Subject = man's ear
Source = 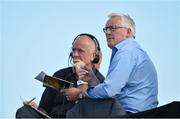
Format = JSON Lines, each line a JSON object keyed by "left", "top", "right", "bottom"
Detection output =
{"left": 92, "top": 52, "right": 96, "bottom": 61}
{"left": 126, "top": 28, "right": 133, "bottom": 38}
{"left": 127, "top": 28, "right": 132, "bottom": 34}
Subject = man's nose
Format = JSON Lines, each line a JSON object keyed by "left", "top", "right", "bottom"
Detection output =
{"left": 72, "top": 51, "right": 79, "bottom": 57}
{"left": 106, "top": 28, "right": 112, "bottom": 34}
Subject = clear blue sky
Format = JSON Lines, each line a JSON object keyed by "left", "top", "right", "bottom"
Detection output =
{"left": 0, "top": 0, "right": 180, "bottom": 117}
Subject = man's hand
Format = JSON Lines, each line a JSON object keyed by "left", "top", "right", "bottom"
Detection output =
{"left": 74, "top": 61, "right": 92, "bottom": 81}
{"left": 61, "top": 87, "right": 81, "bottom": 101}
{"left": 76, "top": 66, "right": 100, "bottom": 86}
{"left": 23, "top": 98, "right": 38, "bottom": 109}
{"left": 73, "top": 60, "right": 92, "bottom": 82}
{"left": 74, "top": 60, "right": 100, "bottom": 86}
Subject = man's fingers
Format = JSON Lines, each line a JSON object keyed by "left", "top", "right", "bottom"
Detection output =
{"left": 77, "top": 69, "right": 88, "bottom": 79}
{"left": 60, "top": 89, "right": 68, "bottom": 95}
{"left": 60, "top": 89, "right": 65, "bottom": 93}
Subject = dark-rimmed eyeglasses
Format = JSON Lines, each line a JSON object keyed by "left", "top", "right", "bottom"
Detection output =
{"left": 103, "top": 26, "right": 127, "bottom": 33}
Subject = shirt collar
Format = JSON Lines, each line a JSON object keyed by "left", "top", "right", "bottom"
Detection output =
{"left": 113, "top": 37, "right": 134, "bottom": 50}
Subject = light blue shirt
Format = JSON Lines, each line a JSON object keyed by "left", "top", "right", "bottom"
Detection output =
{"left": 86, "top": 37, "right": 158, "bottom": 113}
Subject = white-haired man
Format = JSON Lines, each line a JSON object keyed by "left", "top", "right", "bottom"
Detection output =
{"left": 69, "top": 13, "right": 158, "bottom": 114}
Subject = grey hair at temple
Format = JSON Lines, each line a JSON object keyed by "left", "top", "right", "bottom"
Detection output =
{"left": 108, "top": 13, "right": 136, "bottom": 38}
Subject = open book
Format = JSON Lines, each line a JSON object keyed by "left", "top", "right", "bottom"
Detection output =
{"left": 30, "top": 105, "right": 51, "bottom": 118}
{"left": 35, "top": 71, "right": 74, "bottom": 91}
{"left": 21, "top": 104, "right": 51, "bottom": 118}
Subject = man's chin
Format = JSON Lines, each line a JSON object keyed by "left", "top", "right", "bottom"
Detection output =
{"left": 107, "top": 43, "right": 113, "bottom": 48}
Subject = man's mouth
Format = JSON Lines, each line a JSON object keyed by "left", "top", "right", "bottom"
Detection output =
{"left": 107, "top": 37, "right": 113, "bottom": 42}
{"left": 73, "top": 59, "right": 80, "bottom": 63}
{"left": 107, "top": 36, "right": 113, "bottom": 40}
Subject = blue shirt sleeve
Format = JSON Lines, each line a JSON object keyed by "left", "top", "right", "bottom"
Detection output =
{"left": 86, "top": 50, "right": 135, "bottom": 98}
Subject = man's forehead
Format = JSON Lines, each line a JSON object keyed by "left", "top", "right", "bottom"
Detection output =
{"left": 73, "top": 36, "right": 95, "bottom": 47}
{"left": 73, "top": 37, "right": 88, "bottom": 46}
{"left": 72, "top": 39, "right": 88, "bottom": 50}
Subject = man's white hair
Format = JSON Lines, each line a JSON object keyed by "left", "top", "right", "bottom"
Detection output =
{"left": 108, "top": 13, "right": 136, "bottom": 37}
